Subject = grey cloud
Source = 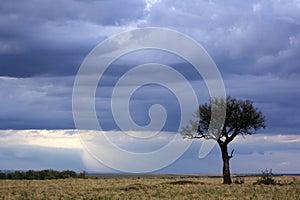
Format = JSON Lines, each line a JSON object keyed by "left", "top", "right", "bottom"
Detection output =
{"left": 0, "top": 0, "right": 299, "bottom": 135}
{"left": 223, "top": 74, "right": 300, "bottom": 134}
{"left": 0, "top": 0, "right": 146, "bottom": 77}
{"left": 0, "top": 76, "right": 74, "bottom": 129}
{"left": 0, "top": 0, "right": 146, "bottom": 26}
{"left": 142, "top": 0, "right": 300, "bottom": 77}
{"left": 1, "top": 0, "right": 299, "bottom": 78}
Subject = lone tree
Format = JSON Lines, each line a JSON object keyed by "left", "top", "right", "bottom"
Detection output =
{"left": 182, "top": 96, "right": 265, "bottom": 184}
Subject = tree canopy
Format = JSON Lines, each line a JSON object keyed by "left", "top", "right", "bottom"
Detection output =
{"left": 182, "top": 96, "right": 265, "bottom": 144}
{"left": 182, "top": 96, "right": 266, "bottom": 184}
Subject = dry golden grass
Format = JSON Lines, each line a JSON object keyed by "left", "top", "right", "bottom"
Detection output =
{"left": 0, "top": 176, "right": 299, "bottom": 199}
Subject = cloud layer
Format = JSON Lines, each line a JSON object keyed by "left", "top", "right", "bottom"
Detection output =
{"left": 0, "top": 130, "right": 299, "bottom": 173}
{"left": 0, "top": 0, "right": 299, "bottom": 172}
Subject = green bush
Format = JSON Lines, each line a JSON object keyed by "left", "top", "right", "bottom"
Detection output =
{"left": 60, "top": 170, "right": 77, "bottom": 179}
{"left": 25, "top": 170, "right": 40, "bottom": 180}
{"left": 0, "top": 171, "right": 6, "bottom": 179}
{"left": 9, "top": 171, "right": 25, "bottom": 180}
{"left": 0, "top": 169, "right": 84, "bottom": 180}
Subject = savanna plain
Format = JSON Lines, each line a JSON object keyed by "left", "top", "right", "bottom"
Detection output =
{"left": 0, "top": 175, "right": 299, "bottom": 200}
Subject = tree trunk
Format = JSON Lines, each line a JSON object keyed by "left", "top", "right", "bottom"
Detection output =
{"left": 220, "top": 143, "right": 232, "bottom": 184}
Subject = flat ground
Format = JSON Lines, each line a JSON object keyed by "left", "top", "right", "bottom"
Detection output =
{"left": 0, "top": 176, "right": 299, "bottom": 199}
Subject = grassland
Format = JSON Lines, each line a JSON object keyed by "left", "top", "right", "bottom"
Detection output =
{"left": 0, "top": 176, "right": 299, "bottom": 199}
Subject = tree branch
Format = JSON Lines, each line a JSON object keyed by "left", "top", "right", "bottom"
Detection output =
{"left": 226, "top": 128, "right": 240, "bottom": 144}
{"left": 183, "top": 133, "right": 217, "bottom": 140}
{"left": 228, "top": 149, "right": 234, "bottom": 159}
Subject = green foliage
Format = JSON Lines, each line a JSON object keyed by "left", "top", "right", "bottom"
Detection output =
{"left": 25, "top": 170, "right": 40, "bottom": 180}
{"left": 0, "top": 171, "right": 6, "bottom": 179}
{"left": 255, "top": 168, "right": 276, "bottom": 185}
{"left": 0, "top": 169, "right": 87, "bottom": 180}
{"left": 39, "top": 169, "right": 61, "bottom": 180}
{"left": 8, "top": 171, "right": 25, "bottom": 180}
{"left": 60, "top": 170, "right": 77, "bottom": 179}
{"left": 182, "top": 96, "right": 266, "bottom": 142}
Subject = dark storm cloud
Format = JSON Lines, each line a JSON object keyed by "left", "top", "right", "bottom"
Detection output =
{"left": 1, "top": 0, "right": 299, "bottom": 78}
{"left": 0, "top": 0, "right": 299, "bottom": 135}
{"left": 137, "top": 0, "right": 300, "bottom": 135}
{"left": 0, "top": 0, "right": 145, "bottom": 26}
{"left": 223, "top": 74, "right": 300, "bottom": 134}
{"left": 0, "top": 0, "right": 146, "bottom": 77}
{"left": 142, "top": 0, "right": 300, "bottom": 77}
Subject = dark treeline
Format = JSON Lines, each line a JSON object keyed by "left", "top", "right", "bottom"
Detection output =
{"left": 0, "top": 169, "right": 87, "bottom": 180}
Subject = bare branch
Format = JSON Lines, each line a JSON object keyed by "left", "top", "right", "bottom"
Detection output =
{"left": 228, "top": 149, "right": 234, "bottom": 159}
{"left": 226, "top": 128, "right": 240, "bottom": 144}
{"left": 204, "top": 134, "right": 218, "bottom": 140}
{"left": 182, "top": 133, "right": 217, "bottom": 141}
{"left": 182, "top": 133, "right": 195, "bottom": 139}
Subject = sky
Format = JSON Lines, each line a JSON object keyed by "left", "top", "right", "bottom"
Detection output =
{"left": 0, "top": 0, "right": 299, "bottom": 174}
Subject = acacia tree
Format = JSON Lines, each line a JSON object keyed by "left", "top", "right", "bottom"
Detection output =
{"left": 182, "top": 96, "right": 265, "bottom": 184}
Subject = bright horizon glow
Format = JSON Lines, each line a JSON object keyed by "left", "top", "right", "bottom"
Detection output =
{"left": 0, "top": 129, "right": 299, "bottom": 174}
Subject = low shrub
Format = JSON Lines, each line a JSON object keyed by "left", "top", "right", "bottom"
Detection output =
{"left": 254, "top": 168, "right": 276, "bottom": 185}
{"left": 233, "top": 177, "right": 244, "bottom": 184}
